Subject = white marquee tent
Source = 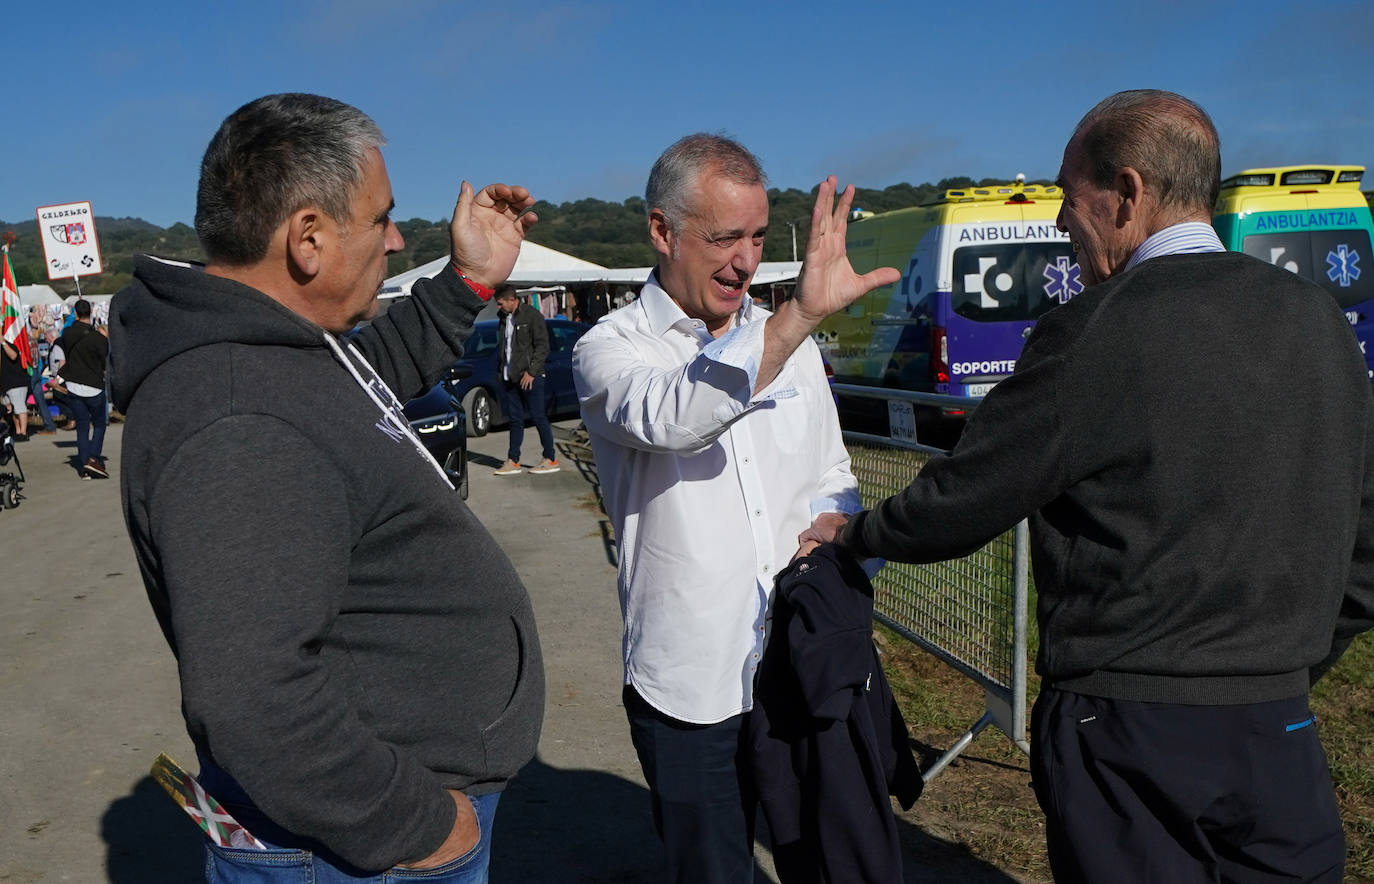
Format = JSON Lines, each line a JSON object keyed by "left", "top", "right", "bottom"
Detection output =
{"left": 382, "top": 240, "right": 609, "bottom": 297}
{"left": 18, "top": 284, "right": 63, "bottom": 306}
{"left": 381, "top": 240, "right": 801, "bottom": 297}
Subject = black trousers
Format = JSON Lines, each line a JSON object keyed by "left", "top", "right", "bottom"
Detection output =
{"left": 623, "top": 683, "right": 756, "bottom": 884}
{"left": 1031, "top": 687, "right": 1345, "bottom": 883}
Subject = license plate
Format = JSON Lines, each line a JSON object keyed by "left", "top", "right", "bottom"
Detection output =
{"left": 887, "top": 400, "right": 916, "bottom": 443}
{"left": 964, "top": 383, "right": 996, "bottom": 397}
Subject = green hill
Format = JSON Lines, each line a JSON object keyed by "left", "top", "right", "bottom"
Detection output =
{"left": 1, "top": 217, "right": 202, "bottom": 295}
{"left": 0, "top": 177, "right": 1041, "bottom": 294}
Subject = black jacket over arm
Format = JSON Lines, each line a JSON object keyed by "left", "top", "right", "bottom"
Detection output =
{"left": 747, "top": 543, "right": 923, "bottom": 884}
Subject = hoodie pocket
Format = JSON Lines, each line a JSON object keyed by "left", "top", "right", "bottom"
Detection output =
{"left": 479, "top": 615, "right": 544, "bottom": 773}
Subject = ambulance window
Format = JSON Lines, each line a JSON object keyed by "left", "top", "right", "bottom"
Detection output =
{"left": 1241, "top": 229, "right": 1374, "bottom": 308}
{"left": 951, "top": 243, "right": 1081, "bottom": 322}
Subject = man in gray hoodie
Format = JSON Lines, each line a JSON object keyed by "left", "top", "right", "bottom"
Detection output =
{"left": 110, "top": 93, "right": 545, "bottom": 880}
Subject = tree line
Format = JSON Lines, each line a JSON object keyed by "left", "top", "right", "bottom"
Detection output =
{"left": 6, "top": 181, "right": 1373, "bottom": 295}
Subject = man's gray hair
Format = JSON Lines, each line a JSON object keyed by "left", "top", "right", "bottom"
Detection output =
{"left": 645, "top": 133, "right": 766, "bottom": 229}
{"left": 195, "top": 93, "right": 386, "bottom": 265}
{"left": 1071, "top": 89, "right": 1221, "bottom": 213}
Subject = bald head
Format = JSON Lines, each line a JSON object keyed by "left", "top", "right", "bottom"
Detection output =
{"left": 1070, "top": 89, "right": 1221, "bottom": 216}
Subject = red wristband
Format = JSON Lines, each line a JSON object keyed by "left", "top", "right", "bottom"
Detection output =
{"left": 455, "top": 267, "right": 495, "bottom": 301}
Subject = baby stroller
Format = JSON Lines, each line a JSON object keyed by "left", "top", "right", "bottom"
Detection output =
{"left": 0, "top": 406, "right": 25, "bottom": 509}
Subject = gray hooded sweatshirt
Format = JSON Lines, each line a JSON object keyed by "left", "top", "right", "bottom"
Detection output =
{"left": 110, "top": 255, "right": 544, "bottom": 871}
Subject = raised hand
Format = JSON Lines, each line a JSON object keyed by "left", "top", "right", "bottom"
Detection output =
{"left": 791, "top": 176, "right": 901, "bottom": 325}
{"left": 449, "top": 182, "right": 538, "bottom": 289}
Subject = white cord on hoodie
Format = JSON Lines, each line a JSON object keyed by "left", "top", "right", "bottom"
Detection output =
{"left": 321, "top": 333, "right": 455, "bottom": 490}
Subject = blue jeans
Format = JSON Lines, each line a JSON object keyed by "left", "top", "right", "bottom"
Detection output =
{"left": 501, "top": 375, "right": 555, "bottom": 463}
{"left": 28, "top": 372, "right": 55, "bottom": 431}
{"left": 203, "top": 792, "right": 500, "bottom": 883}
{"left": 68, "top": 390, "right": 106, "bottom": 466}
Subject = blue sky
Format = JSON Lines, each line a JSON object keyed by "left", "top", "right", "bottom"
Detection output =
{"left": 4, "top": 0, "right": 1371, "bottom": 229}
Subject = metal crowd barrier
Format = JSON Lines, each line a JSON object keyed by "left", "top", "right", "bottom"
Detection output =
{"left": 833, "top": 383, "right": 1030, "bottom": 781}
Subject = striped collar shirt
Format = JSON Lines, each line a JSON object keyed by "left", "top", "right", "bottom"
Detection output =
{"left": 1124, "top": 221, "right": 1224, "bottom": 273}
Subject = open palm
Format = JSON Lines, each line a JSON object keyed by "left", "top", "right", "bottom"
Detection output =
{"left": 793, "top": 176, "right": 900, "bottom": 323}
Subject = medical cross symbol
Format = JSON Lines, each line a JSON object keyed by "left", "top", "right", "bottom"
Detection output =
{"left": 1042, "top": 256, "right": 1083, "bottom": 303}
{"left": 1327, "top": 245, "right": 1361, "bottom": 287}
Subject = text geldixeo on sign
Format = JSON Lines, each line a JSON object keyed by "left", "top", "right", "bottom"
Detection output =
{"left": 35, "top": 201, "right": 102, "bottom": 281}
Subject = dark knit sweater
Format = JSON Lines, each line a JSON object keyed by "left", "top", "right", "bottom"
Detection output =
{"left": 841, "top": 252, "right": 1374, "bottom": 704}
{"left": 110, "top": 256, "right": 545, "bottom": 871}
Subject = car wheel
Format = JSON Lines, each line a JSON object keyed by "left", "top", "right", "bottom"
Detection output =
{"left": 464, "top": 388, "right": 491, "bottom": 437}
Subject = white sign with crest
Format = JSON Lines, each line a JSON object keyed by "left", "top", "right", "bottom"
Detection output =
{"left": 36, "top": 201, "right": 102, "bottom": 281}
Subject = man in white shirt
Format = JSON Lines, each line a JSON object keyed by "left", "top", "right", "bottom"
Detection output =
{"left": 572, "top": 134, "right": 898, "bottom": 883}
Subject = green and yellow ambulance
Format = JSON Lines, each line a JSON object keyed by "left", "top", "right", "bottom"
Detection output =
{"left": 1212, "top": 165, "right": 1373, "bottom": 380}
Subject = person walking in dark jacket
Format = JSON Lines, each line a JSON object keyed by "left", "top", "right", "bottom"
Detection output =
{"left": 493, "top": 284, "right": 559, "bottom": 475}
{"left": 55, "top": 299, "right": 109, "bottom": 478}
{"left": 803, "top": 89, "right": 1374, "bottom": 883}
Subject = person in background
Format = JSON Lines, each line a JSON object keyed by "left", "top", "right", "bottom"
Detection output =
{"left": 26, "top": 307, "right": 57, "bottom": 435}
{"left": 55, "top": 298, "right": 109, "bottom": 478}
{"left": 1, "top": 334, "right": 29, "bottom": 440}
{"left": 45, "top": 329, "right": 69, "bottom": 426}
{"left": 492, "top": 284, "right": 559, "bottom": 476}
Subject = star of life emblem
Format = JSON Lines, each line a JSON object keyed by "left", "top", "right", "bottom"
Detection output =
{"left": 1327, "top": 245, "right": 1361, "bottom": 287}
{"left": 1042, "top": 256, "right": 1084, "bottom": 303}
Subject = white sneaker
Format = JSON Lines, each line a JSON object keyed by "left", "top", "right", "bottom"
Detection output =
{"left": 529, "top": 458, "right": 561, "bottom": 474}
{"left": 494, "top": 459, "right": 523, "bottom": 476}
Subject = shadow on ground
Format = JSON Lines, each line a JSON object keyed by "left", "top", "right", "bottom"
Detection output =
{"left": 102, "top": 775, "right": 202, "bottom": 883}
{"left": 496, "top": 756, "right": 1020, "bottom": 883}
{"left": 467, "top": 449, "right": 506, "bottom": 469}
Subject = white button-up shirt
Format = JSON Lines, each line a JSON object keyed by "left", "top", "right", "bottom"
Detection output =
{"left": 573, "top": 273, "right": 861, "bottom": 724}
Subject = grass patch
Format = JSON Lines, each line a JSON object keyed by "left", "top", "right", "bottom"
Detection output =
{"left": 880, "top": 622, "right": 1050, "bottom": 882}
{"left": 1312, "top": 631, "right": 1374, "bottom": 879}
{"left": 883, "top": 624, "right": 1374, "bottom": 882}
{"left": 853, "top": 440, "right": 1374, "bottom": 881}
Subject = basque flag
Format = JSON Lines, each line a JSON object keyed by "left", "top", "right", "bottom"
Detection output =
{"left": 1, "top": 245, "right": 32, "bottom": 371}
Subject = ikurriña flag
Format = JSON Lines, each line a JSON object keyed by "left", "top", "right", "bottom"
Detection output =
{"left": 1, "top": 245, "right": 33, "bottom": 371}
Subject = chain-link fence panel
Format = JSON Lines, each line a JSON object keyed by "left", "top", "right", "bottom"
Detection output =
{"left": 835, "top": 383, "right": 1032, "bottom": 779}
{"left": 848, "top": 442, "right": 1020, "bottom": 694}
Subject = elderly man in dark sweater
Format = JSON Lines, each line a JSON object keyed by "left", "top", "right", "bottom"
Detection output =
{"left": 805, "top": 90, "right": 1374, "bottom": 882}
